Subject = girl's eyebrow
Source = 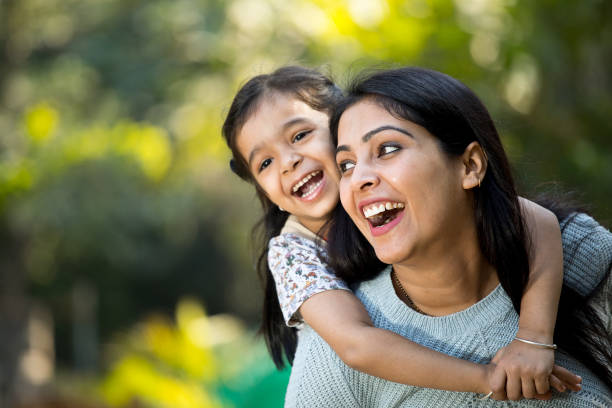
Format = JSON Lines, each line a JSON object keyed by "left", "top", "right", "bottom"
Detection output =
{"left": 336, "top": 125, "right": 414, "bottom": 155}
{"left": 248, "top": 145, "right": 262, "bottom": 168}
{"left": 282, "top": 117, "right": 310, "bottom": 130}
{"left": 248, "top": 117, "right": 313, "bottom": 167}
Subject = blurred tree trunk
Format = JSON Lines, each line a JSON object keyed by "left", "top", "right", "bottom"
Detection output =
{"left": 0, "top": 0, "right": 16, "bottom": 90}
{"left": 0, "top": 1, "right": 28, "bottom": 404}
{"left": 0, "top": 219, "right": 28, "bottom": 407}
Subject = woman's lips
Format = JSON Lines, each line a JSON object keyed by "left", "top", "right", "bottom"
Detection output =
{"left": 368, "top": 210, "right": 404, "bottom": 236}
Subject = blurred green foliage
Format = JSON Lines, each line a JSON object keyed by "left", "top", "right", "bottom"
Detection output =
{"left": 0, "top": 0, "right": 610, "bottom": 405}
{"left": 97, "top": 299, "right": 288, "bottom": 408}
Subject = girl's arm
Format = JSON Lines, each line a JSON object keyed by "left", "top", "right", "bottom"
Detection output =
{"left": 299, "top": 289, "right": 491, "bottom": 393}
{"left": 268, "top": 233, "right": 490, "bottom": 394}
{"left": 488, "top": 198, "right": 581, "bottom": 400}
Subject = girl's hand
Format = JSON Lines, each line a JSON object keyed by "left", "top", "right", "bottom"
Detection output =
{"left": 487, "top": 339, "right": 582, "bottom": 400}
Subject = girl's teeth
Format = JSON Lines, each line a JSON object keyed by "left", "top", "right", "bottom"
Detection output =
{"left": 301, "top": 179, "right": 322, "bottom": 198}
{"left": 292, "top": 171, "right": 320, "bottom": 193}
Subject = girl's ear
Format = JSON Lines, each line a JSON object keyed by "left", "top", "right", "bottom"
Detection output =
{"left": 461, "top": 141, "right": 487, "bottom": 190}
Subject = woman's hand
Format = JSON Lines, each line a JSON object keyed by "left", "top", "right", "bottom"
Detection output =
{"left": 487, "top": 340, "right": 582, "bottom": 400}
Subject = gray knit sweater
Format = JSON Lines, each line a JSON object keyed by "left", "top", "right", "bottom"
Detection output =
{"left": 285, "top": 213, "right": 612, "bottom": 407}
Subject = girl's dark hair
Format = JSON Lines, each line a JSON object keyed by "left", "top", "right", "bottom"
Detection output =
{"left": 222, "top": 66, "right": 342, "bottom": 369}
{"left": 327, "top": 67, "right": 612, "bottom": 388}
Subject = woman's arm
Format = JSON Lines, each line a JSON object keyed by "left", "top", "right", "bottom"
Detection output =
{"left": 299, "top": 289, "right": 491, "bottom": 393}
{"left": 488, "top": 198, "right": 581, "bottom": 400}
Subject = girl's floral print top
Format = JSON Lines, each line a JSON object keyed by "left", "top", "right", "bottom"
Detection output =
{"left": 268, "top": 216, "right": 350, "bottom": 327}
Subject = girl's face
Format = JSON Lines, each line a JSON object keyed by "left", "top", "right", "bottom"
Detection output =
{"left": 236, "top": 93, "right": 340, "bottom": 233}
{"left": 335, "top": 99, "right": 472, "bottom": 265}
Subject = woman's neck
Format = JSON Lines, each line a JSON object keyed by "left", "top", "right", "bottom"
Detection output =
{"left": 392, "top": 237, "right": 499, "bottom": 316}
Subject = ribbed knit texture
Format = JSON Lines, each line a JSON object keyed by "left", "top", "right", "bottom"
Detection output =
{"left": 285, "top": 214, "right": 612, "bottom": 407}
{"left": 560, "top": 213, "right": 612, "bottom": 296}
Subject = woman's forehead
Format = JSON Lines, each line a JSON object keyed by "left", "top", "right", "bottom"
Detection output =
{"left": 337, "top": 100, "right": 400, "bottom": 141}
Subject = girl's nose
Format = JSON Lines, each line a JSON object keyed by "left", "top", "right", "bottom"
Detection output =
{"left": 281, "top": 152, "right": 302, "bottom": 174}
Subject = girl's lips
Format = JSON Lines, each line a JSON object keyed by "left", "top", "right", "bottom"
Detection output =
{"left": 295, "top": 172, "right": 326, "bottom": 202}
{"left": 368, "top": 210, "right": 404, "bottom": 237}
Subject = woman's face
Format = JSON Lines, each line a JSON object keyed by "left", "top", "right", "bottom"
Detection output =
{"left": 335, "top": 99, "right": 472, "bottom": 265}
{"left": 236, "top": 92, "right": 340, "bottom": 233}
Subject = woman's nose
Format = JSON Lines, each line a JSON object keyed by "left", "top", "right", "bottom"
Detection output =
{"left": 350, "top": 163, "right": 379, "bottom": 192}
{"left": 281, "top": 152, "right": 302, "bottom": 174}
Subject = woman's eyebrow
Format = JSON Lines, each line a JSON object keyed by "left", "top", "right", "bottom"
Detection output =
{"left": 336, "top": 145, "right": 350, "bottom": 154}
{"left": 363, "top": 125, "right": 414, "bottom": 142}
{"left": 336, "top": 125, "right": 414, "bottom": 155}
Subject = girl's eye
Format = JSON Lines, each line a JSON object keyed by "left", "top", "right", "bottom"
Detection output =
{"left": 379, "top": 144, "right": 400, "bottom": 156}
{"left": 338, "top": 161, "right": 355, "bottom": 174}
{"left": 259, "top": 158, "right": 272, "bottom": 172}
{"left": 292, "top": 130, "right": 312, "bottom": 143}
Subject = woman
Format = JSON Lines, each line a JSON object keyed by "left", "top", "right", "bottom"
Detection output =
{"left": 283, "top": 67, "right": 612, "bottom": 407}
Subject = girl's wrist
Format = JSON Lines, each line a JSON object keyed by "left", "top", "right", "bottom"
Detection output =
{"left": 475, "top": 363, "right": 493, "bottom": 394}
{"left": 516, "top": 326, "right": 554, "bottom": 344}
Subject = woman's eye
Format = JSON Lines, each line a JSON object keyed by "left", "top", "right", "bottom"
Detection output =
{"left": 338, "top": 161, "right": 355, "bottom": 174}
{"left": 292, "top": 130, "right": 312, "bottom": 143}
{"left": 379, "top": 144, "right": 400, "bottom": 156}
{"left": 259, "top": 158, "right": 272, "bottom": 172}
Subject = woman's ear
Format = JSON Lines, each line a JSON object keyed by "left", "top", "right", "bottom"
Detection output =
{"left": 461, "top": 141, "right": 487, "bottom": 190}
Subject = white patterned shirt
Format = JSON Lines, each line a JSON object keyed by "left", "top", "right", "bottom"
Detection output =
{"left": 267, "top": 216, "right": 350, "bottom": 327}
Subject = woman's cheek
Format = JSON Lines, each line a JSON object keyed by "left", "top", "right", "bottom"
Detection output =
{"left": 339, "top": 180, "right": 354, "bottom": 214}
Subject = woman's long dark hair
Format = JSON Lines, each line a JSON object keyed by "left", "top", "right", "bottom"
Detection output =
{"left": 327, "top": 67, "right": 612, "bottom": 389}
{"left": 222, "top": 66, "right": 342, "bottom": 369}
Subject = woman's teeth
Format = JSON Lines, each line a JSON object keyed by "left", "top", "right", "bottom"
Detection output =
{"left": 363, "top": 202, "right": 404, "bottom": 218}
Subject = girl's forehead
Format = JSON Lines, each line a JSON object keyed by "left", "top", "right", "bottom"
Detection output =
{"left": 246, "top": 93, "right": 329, "bottom": 130}
{"left": 236, "top": 93, "right": 330, "bottom": 158}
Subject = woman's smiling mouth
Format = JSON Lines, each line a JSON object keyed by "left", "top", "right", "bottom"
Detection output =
{"left": 361, "top": 201, "right": 405, "bottom": 236}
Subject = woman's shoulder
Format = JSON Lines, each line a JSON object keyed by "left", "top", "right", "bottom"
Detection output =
{"left": 560, "top": 212, "right": 611, "bottom": 247}
{"left": 559, "top": 212, "right": 612, "bottom": 296}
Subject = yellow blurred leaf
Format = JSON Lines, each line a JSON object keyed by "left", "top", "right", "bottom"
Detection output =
{"left": 116, "top": 123, "right": 173, "bottom": 181}
{"left": 101, "top": 354, "right": 220, "bottom": 408}
{"left": 24, "top": 102, "right": 59, "bottom": 143}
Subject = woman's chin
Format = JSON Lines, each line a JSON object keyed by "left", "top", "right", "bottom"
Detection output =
{"left": 374, "top": 247, "right": 410, "bottom": 265}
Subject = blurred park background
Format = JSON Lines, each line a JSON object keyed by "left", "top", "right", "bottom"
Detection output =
{"left": 0, "top": 0, "right": 610, "bottom": 407}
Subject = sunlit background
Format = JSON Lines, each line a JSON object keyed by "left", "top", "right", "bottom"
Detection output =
{"left": 0, "top": 0, "right": 610, "bottom": 407}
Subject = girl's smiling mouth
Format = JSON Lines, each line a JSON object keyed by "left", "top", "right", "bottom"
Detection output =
{"left": 291, "top": 170, "right": 325, "bottom": 200}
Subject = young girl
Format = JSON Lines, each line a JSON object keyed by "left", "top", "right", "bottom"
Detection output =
{"left": 222, "top": 66, "right": 581, "bottom": 400}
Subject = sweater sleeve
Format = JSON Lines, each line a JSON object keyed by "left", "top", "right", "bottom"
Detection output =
{"left": 268, "top": 233, "right": 350, "bottom": 327}
{"left": 560, "top": 213, "right": 612, "bottom": 297}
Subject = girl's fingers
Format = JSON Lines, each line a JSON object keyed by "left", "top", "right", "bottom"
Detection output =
{"left": 507, "top": 374, "right": 522, "bottom": 401}
{"left": 549, "top": 374, "right": 567, "bottom": 393}
{"left": 521, "top": 377, "right": 537, "bottom": 399}
{"left": 552, "top": 365, "right": 582, "bottom": 392}
{"left": 534, "top": 391, "right": 552, "bottom": 401}
{"left": 534, "top": 373, "right": 550, "bottom": 395}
